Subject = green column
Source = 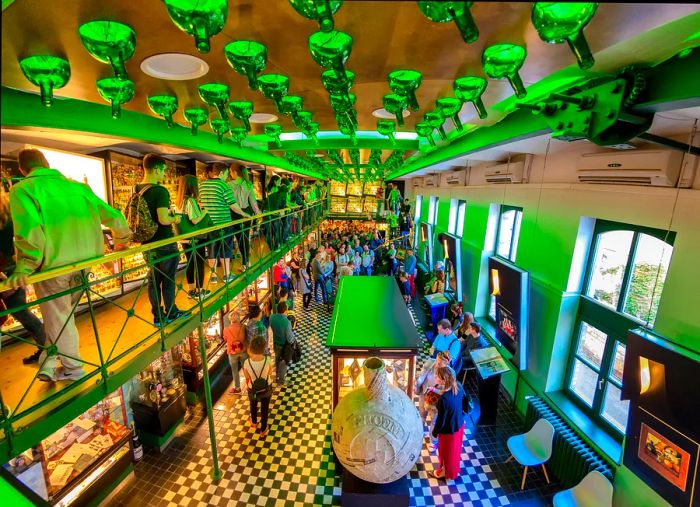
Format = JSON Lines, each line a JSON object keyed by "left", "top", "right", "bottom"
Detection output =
{"left": 198, "top": 321, "right": 222, "bottom": 481}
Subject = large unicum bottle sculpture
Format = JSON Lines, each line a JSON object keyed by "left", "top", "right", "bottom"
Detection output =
{"left": 417, "top": 1, "right": 478, "bottom": 43}
{"left": 96, "top": 77, "right": 134, "bottom": 118}
{"left": 289, "top": 0, "right": 343, "bottom": 32}
{"left": 163, "top": 0, "right": 228, "bottom": 54}
{"left": 224, "top": 40, "right": 267, "bottom": 90}
{"left": 18, "top": 55, "right": 71, "bottom": 107}
{"left": 147, "top": 94, "right": 178, "bottom": 127}
{"left": 532, "top": 2, "right": 598, "bottom": 70}
{"left": 184, "top": 107, "right": 209, "bottom": 135}
{"left": 331, "top": 357, "right": 422, "bottom": 483}
{"left": 482, "top": 43, "right": 528, "bottom": 98}
{"left": 453, "top": 76, "right": 488, "bottom": 119}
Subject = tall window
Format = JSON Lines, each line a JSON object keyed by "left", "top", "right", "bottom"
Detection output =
{"left": 448, "top": 199, "right": 467, "bottom": 237}
{"left": 413, "top": 195, "right": 423, "bottom": 249}
{"left": 495, "top": 205, "right": 523, "bottom": 262}
{"left": 566, "top": 220, "right": 674, "bottom": 436}
{"left": 427, "top": 196, "right": 439, "bottom": 268}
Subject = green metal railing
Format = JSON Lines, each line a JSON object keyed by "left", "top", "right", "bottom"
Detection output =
{"left": 0, "top": 200, "right": 326, "bottom": 470}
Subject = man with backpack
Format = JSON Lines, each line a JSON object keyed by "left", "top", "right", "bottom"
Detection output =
{"left": 242, "top": 335, "right": 272, "bottom": 438}
{"left": 430, "top": 319, "right": 463, "bottom": 374}
{"left": 8, "top": 149, "right": 132, "bottom": 382}
{"left": 131, "top": 154, "right": 189, "bottom": 326}
{"left": 270, "top": 302, "right": 294, "bottom": 386}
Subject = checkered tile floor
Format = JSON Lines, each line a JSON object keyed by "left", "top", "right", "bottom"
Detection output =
{"left": 110, "top": 288, "right": 557, "bottom": 507}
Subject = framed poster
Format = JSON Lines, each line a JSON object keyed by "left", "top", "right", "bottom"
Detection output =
{"left": 625, "top": 406, "right": 699, "bottom": 507}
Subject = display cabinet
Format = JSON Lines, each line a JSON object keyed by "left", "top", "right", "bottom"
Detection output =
{"left": 330, "top": 180, "right": 347, "bottom": 196}
{"left": 346, "top": 196, "right": 363, "bottom": 213}
{"left": 345, "top": 182, "right": 363, "bottom": 197}
{"left": 248, "top": 270, "right": 271, "bottom": 308}
{"left": 334, "top": 353, "right": 414, "bottom": 407}
{"left": 250, "top": 168, "right": 265, "bottom": 201}
{"left": 363, "top": 198, "right": 378, "bottom": 214}
{"left": 129, "top": 351, "right": 187, "bottom": 450}
{"left": 330, "top": 196, "right": 348, "bottom": 213}
{"left": 3, "top": 389, "right": 132, "bottom": 506}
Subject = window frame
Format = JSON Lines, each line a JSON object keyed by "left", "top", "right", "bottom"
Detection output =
{"left": 565, "top": 220, "right": 675, "bottom": 438}
{"left": 413, "top": 195, "right": 423, "bottom": 249}
{"left": 494, "top": 205, "right": 523, "bottom": 262}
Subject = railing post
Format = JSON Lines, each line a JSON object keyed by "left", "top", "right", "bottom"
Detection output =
{"left": 80, "top": 270, "right": 110, "bottom": 385}
{"left": 197, "top": 320, "right": 221, "bottom": 482}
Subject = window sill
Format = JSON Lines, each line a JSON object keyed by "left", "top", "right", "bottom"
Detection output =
{"left": 546, "top": 391, "right": 623, "bottom": 465}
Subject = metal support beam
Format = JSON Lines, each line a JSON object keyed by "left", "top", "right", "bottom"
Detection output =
{"left": 0, "top": 87, "right": 324, "bottom": 179}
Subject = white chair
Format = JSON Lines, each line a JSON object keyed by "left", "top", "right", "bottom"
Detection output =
{"left": 552, "top": 470, "right": 613, "bottom": 507}
{"left": 505, "top": 418, "right": 555, "bottom": 490}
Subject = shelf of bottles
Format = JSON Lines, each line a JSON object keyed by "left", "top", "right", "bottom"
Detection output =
{"left": 3, "top": 388, "right": 131, "bottom": 504}
{"left": 129, "top": 351, "right": 185, "bottom": 411}
{"left": 173, "top": 310, "right": 224, "bottom": 382}
{"left": 328, "top": 181, "right": 380, "bottom": 215}
{"left": 330, "top": 180, "right": 347, "bottom": 197}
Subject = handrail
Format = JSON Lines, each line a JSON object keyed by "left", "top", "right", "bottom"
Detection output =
{"left": 0, "top": 202, "right": 321, "bottom": 290}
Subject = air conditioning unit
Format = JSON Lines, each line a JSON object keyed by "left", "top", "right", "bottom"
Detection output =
{"left": 412, "top": 176, "right": 424, "bottom": 188}
{"left": 576, "top": 150, "right": 687, "bottom": 187}
{"left": 485, "top": 160, "right": 524, "bottom": 184}
{"left": 440, "top": 168, "right": 467, "bottom": 186}
{"left": 424, "top": 174, "right": 437, "bottom": 187}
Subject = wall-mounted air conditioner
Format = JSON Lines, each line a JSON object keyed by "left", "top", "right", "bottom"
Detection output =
{"left": 424, "top": 174, "right": 437, "bottom": 187}
{"left": 576, "top": 150, "right": 687, "bottom": 187}
{"left": 485, "top": 160, "right": 525, "bottom": 184}
{"left": 412, "top": 176, "right": 424, "bottom": 188}
{"left": 440, "top": 168, "right": 468, "bottom": 187}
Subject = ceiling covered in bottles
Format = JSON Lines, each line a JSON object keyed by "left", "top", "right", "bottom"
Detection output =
{"left": 1, "top": 1, "right": 699, "bottom": 180}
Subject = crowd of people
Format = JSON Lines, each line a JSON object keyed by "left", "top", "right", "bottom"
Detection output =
{"left": 0, "top": 150, "right": 325, "bottom": 384}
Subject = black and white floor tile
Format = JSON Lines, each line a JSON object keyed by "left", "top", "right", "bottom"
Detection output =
{"left": 111, "top": 289, "right": 558, "bottom": 507}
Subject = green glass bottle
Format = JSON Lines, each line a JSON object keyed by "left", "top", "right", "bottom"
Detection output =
{"left": 184, "top": 107, "right": 209, "bottom": 135}
{"left": 279, "top": 95, "right": 304, "bottom": 125}
{"left": 453, "top": 76, "right": 488, "bottom": 119}
{"left": 308, "top": 30, "right": 353, "bottom": 76}
{"left": 163, "top": 0, "right": 228, "bottom": 54}
{"left": 265, "top": 124, "right": 283, "bottom": 148}
{"left": 96, "top": 77, "right": 134, "bottom": 119}
{"left": 424, "top": 111, "right": 447, "bottom": 140}
{"left": 197, "top": 83, "right": 229, "bottom": 120}
{"left": 415, "top": 121, "right": 437, "bottom": 147}
{"left": 228, "top": 100, "right": 254, "bottom": 132}
{"left": 224, "top": 40, "right": 267, "bottom": 90}
{"left": 321, "top": 69, "right": 354, "bottom": 95}
{"left": 377, "top": 119, "right": 396, "bottom": 145}
{"left": 18, "top": 55, "right": 71, "bottom": 107}
{"left": 295, "top": 110, "right": 313, "bottom": 129}
{"left": 417, "top": 1, "right": 478, "bottom": 44}
{"left": 482, "top": 43, "right": 528, "bottom": 98}
{"left": 339, "top": 121, "right": 357, "bottom": 146}
{"left": 230, "top": 126, "right": 248, "bottom": 147}
{"left": 288, "top": 0, "right": 343, "bottom": 32}
{"left": 383, "top": 93, "right": 408, "bottom": 127}
{"left": 78, "top": 21, "right": 135, "bottom": 80}
{"left": 388, "top": 69, "right": 422, "bottom": 111}
{"left": 210, "top": 117, "right": 230, "bottom": 144}
{"left": 330, "top": 92, "right": 357, "bottom": 127}
{"left": 148, "top": 94, "right": 179, "bottom": 127}
{"left": 258, "top": 74, "right": 290, "bottom": 112}
{"left": 532, "top": 2, "right": 598, "bottom": 70}
{"left": 435, "top": 97, "right": 463, "bottom": 131}
{"left": 302, "top": 121, "right": 320, "bottom": 144}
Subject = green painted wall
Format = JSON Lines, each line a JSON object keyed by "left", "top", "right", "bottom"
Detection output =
{"left": 409, "top": 166, "right": 700, "bottom": 507}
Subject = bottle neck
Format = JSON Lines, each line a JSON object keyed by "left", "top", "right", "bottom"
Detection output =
{"left": 363, "top": 358, "right": 387, "bottom": 399}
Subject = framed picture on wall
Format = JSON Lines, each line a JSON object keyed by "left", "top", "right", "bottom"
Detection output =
{"left": 625, "top": 406, "right": 699, "bottom": 507}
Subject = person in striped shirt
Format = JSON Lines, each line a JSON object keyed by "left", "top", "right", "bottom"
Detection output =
{"left": 200, "top": 163, "right": 250, "bottom": 283}
{"left": 228, "top": 163, "right": 260, "bottom": 272}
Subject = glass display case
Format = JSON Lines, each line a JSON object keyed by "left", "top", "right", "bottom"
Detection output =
{"left": 336, "top": 355, "right": 412, "bottom": 403}
{"left": 346, "top": 196, "right": 363, "bottom": 213}
{"left": 251, "top": 168, "right": 264, "bottom": 201}
{"left": 330, "top": 180, "right": 347, "bottom": 196}
{"left": 129, "top": 351, "right": 187, "bottom": 448}
{"left": 4, "top": 389, "right": 132, "bottom": 506}
{"left": 363, "top": 198, "right": 378, "bottom": 214}
{"left": 363, "top": 182, "right": 381, "bottom": 196}
{"left": 330, "top": 196, "right": 348, "bottom": 213}
{"left": 249, "top": 270, "right": 271, "bottom": 307}
{"left": 346, "top": 181, "right": 363, "bottom": 197}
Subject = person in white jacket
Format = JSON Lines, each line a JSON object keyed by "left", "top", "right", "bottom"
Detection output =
{"left": 7, "top": 149, "right": 131, "bottom": 382}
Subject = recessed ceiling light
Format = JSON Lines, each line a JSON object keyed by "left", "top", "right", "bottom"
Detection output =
{"left": 372, "top": 108, "right": 410, "bottom": 119}
{"left": 141, "top": 53, "right": 209, "bottom": 80}
{"left": 250, "top": 113, "right": 279, "bottom": 124}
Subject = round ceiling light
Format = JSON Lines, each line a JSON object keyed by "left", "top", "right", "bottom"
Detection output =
{"left": 140, "top": 53, "right": 209, "bottom": 80}
{"left": 250, "top": 112, "right": 279, "bottom": 123}
{"left": 372, "top": 108, "right": 410, "bottom": 119}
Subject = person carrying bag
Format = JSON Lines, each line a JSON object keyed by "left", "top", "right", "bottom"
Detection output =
{"left": 243, "top": 336, "right": 273, "bottom": 437}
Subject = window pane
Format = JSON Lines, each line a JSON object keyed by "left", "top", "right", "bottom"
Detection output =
{"left": 623, "top": 234, "right": 673, "bottom": 325}
{"left": 570, "top": 359, "right": 597, "bottom": 407}
{"left": 602, "top": 383, "right": 630, "bottom": 433}
{"left": 457, "top": 202, "right": 467, "bottom": 237}
{"left": 489, "top": 294, "right": 496, "bottom": 320}
{"left": 609, "top": 342, "right": 626, "bottom": 384}
{"left": 510, "top": 210, "right": 522, "bottom": 262}
{"left": 586, "top": 230, "right": 633, "bottom": 309}
{"left": 496, "top": 209, "right": 516, "bottom": 258}
{"left": 448, "top": 199, "right": 458, "bottom": 235}
{"left": 576, "top": 322, "right": 607, "bottom": 369}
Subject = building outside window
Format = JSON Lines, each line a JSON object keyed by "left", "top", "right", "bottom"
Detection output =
{"left": 566, "top": 220, "right": 674, "bottom": 436}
